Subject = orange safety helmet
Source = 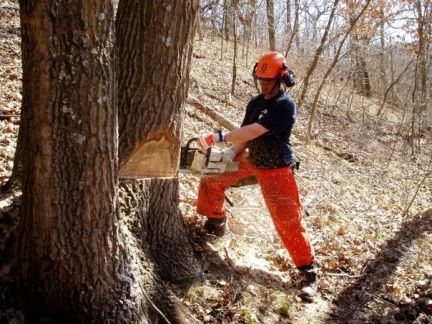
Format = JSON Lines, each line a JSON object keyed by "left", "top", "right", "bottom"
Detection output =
{"left": 252, "top": 51, "right": 296, "bottom": 87}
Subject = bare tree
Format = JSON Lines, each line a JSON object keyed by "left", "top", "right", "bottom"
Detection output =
{"left": 286, "top": 0, "right": 300, "bottom": 55}
{"left": 286, "top": 0, "right": 292, "bottom": 38}
{"left": 409, "top": 0, "right": 430, "bottom": 155}
{"left": 378, "top": 6, "right": 387, "bottom": 97}
{"left": 376, "top": 59, "right": 413, "bottom": 117}
{"left": 266, "top": 0, "right": 276, "bottom": 50}
{"left": 350, "top": 22, "right": 371, "bottom": 96}
{"left": 305, "top": 2, "right": 328, "bottom": 45}
{"left": 294, "top": 0, "right": 301, "bottom": 51}
{"left": 231, "top": 0, "right": 238, "bottom": 94}
{"left": 297, "top": 0, "right": 340, "bottom": 108}
{"left": 238, "top": 0, "right": 257, "bottom": 64}
{"left": 306, "top": 0, "right": 372, "bottom": 143}
{"left": 220, "top": 0, "right": 226, "bottom": 59}
{"left": 224, "top": 0, "right": 231, "bottom": 42}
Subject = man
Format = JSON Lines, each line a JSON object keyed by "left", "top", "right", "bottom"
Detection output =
{"left": 195, "top": 52, "right": 318, "bottom": 301}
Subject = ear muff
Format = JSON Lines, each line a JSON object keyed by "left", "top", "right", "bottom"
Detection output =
{"left": 252, "top": 63, "right": 258, "bottom": 79}
{"left": 251, "top": 62, "right": 258, "bottom": 90}
{"left": 282, "top": 67, "right": 296, "bottom": 87}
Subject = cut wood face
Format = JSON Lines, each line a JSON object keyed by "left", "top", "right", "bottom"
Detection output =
{"left": 119, "top": 137, "right": 176, "bottom": 178}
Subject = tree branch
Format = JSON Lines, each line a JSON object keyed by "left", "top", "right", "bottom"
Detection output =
{"left": 187, "top": 96, "right": 239, "bottom": 131}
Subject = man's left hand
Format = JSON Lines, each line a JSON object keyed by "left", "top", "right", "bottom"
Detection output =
{"left": 223, "top": 148, "right": 237, "bottom": 162}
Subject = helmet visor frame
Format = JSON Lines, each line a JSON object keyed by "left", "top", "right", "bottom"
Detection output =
{"left": 253, "top": 75, "right": 281, "bottom": 82}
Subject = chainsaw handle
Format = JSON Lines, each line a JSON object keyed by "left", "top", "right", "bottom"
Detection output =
{"left": 185, "top": 138, "right": 211, "bottom": 167}
{"left": 185, "top": 137, "right": 198, "bottom": 149}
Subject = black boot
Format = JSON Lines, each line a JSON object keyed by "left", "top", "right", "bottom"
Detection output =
{"left": 297, "top": 262, "right": 319, "bottom": 302}
{"left": 203, "top": 217, "right": 227, "bottom": 237}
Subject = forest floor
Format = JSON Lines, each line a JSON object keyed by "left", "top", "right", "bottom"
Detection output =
{"left": 1, "top": 2, "right": 432, "bottom": 323}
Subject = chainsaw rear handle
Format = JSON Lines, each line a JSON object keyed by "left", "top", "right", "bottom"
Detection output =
{"left": 185, "top": 138, "right": 211, "bottom": 167}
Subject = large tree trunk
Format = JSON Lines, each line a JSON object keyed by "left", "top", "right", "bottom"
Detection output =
{"left": 15, "top": 1, "right": 155, "bottom": 321}
{"left": 116, "top": 0, "right": 201, "bottom": 282}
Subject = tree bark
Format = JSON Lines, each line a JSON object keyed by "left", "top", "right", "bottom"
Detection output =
{"left": 119, "top": 179, "right": 201, "bottom": 283}
{"left": 15, "top": 1, "right": 152, "bottom": 321}
{"left": 116, "top": 0, "right": 201, "bottom": 281}
{"left": 266, "top": 0, "right": 276, "bottom": 51}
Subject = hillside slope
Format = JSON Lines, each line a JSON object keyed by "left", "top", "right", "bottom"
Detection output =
{"left": 177, "top": 36, "right": 431, "bottom": 323}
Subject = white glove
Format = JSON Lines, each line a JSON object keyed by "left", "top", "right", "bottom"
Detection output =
{"left": 223, "top": 148, "right": 237, "bottom": 162}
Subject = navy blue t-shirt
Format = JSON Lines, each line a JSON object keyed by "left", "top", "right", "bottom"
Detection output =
{"left": 241, "top": 90, "right": 297, "bottom": 169}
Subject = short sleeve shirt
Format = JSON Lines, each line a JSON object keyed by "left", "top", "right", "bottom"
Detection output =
{"left": 241, "top": 90, "right": 297, "bottom": 169}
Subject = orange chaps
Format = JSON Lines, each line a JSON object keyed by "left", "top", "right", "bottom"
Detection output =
{"left": 197, "top": 154, "right": 315, "bottom": 267}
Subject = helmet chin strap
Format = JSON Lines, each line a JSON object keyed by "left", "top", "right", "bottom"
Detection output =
{"left": 271, "top": 80, "right": 281, "bottom": 94}
{"left": 263, "top": 80, "right": 281, "bottom": 98}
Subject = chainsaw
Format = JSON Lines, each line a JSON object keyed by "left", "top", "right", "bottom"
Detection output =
{"left": 179, "top": 138, "right": 239, "bottom": 175}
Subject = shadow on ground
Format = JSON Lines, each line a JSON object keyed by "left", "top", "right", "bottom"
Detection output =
{"left": 325, "top": 209, "right": 432, "bottom": 323}
{"left": 188, "top": 226, "right": 296, "bottom": 291}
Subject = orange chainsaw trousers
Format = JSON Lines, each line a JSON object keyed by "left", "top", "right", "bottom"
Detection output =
{"left": 197, "top": 154, "right": 315, "bottom": 267}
